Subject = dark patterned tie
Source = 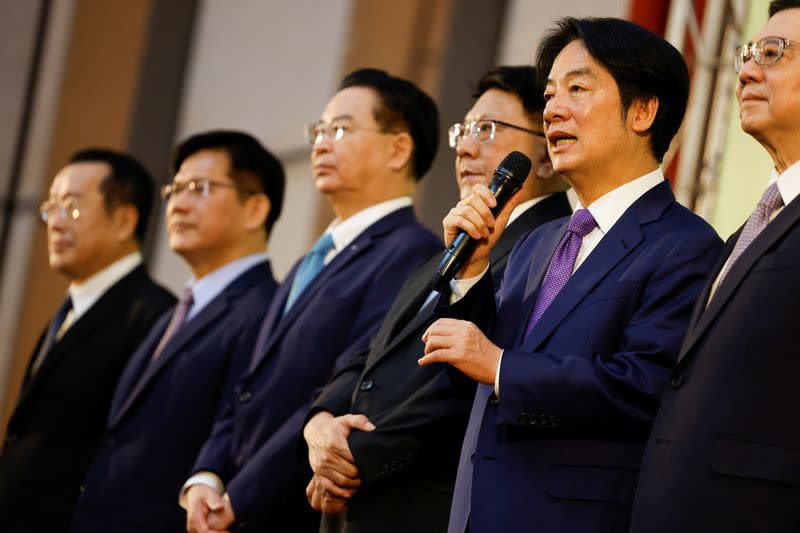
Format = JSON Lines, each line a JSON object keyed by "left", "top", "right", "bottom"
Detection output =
{"left": 151, "top": 287, "right": 194, "bottom": 360}
{"left": 30, "top": 296, "right": 73, "bottom": 376}
{"left": 715, "top": 182, "right": 783, "bottom": 288}
{"left": 284, "top": 232, "right": 335, "bottom": 314}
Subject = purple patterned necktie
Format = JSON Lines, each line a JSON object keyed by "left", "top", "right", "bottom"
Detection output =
{"left": 715, "top": 182, "right": 783, "bottom": 288}
{"left": 151, "top": 287, "right": 194, "bottom": 360}
{"left": 448, "top": 209, "right": 597, "bottom": 533}
{"left": 525, "top": 208, "right": 597, "bottom": 337}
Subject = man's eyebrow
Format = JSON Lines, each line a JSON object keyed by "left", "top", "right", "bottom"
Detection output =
{"left": 546, "top": 66, "right": 598, "bottom": 84}
{"left": 328, "top": 114, "right": 355, "bottom": 122}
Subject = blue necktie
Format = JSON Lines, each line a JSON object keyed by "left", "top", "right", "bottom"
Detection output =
{"left": 46, "top": 296, "right": 73, "bottom": 351}
{"left": 284, "top": 232, "right": 335, "bottom": 314}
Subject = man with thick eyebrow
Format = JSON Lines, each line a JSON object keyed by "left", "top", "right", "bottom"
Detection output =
{"left": 632, "top": 2, "right": 800, "bottom": 531}
{"left": 419, "top": 17, "right": 722, "bottom": 533}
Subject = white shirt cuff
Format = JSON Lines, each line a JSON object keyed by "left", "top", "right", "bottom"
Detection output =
{"left": 179, "top": 471, "right": 225, "bottom": 509}
{"left": 494, "top": 349, "right": 504, "bottom": 397}
{"left": 448, "top": 264, "right": 490, "bottom": 304}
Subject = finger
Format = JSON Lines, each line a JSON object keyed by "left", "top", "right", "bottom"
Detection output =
{"left": 316, "top": 464, "right": 362, "bottom": 488}
{"left": 444, "top": 211, "right": 485, "bottom": 240}
{"left": 452, "top": 204, "right": 492, "bottom": 237}
{"left": 418, "top": 349, "right": 449, "bottom": 366}
{"left": 341, "top": 413, "right": 375, "bottom": 432}
{"left": 206, "top": 492, "right": 224, "bottom": 513}
{"left": 317, "top": 475, "right": 359, "bottom": 499}
{"left": 471, "top": 183, "right": 498, "bottom": 208}
{"left": 461, "top": 194, "right": 496, "bottom": 229}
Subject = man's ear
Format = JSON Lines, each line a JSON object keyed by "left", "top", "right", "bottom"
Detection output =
{"left": 388, "top": 132, "right": 413, "bottom": 173}
{"left": 244, "top": 193, "right": 271, "bottom": 232}
{"left": 630, "top": 96, "right": 659, "bottom": 134}
{"left": 112, "top": 204, "right": 139, "bottom": 242}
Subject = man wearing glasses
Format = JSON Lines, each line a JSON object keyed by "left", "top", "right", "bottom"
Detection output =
{"left": 632, "top": 2, "right": 800, "bottom": 531}
{"left": 68, "top": 131, "right": 284, "bottom": 533}
{"left": 0, "top": 149, "right": 176, "bottom": 533}
{"left": 182, "top": 69, "right": 442, "bottom": 533}
{"left": 300, "top": 65, "right": 570, "bottom": 533}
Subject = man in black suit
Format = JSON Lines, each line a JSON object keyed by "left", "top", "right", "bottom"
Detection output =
{"left": 0, "top": 149, "right": 176, "bottom": 533}
{"left": 70, "top": 131, "right": 284, "bottom": 533}
{"left": 631, "top": 2, "right": 800, "bottom": 531}
{"left": 302, "top": 65, "right": 571, "bottom": 533}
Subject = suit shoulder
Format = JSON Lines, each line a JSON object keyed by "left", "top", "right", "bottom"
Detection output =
{"left": 659, "top": 202, "right": 722, "bottom": 243}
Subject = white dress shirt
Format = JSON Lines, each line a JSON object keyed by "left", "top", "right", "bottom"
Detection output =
{"left": 68, "top": 251, "right": 143, "bottom": 321}
{"left": 707, "top": 160, "right": 800, "bottom": 301}
{"left": 185, "top": 251, "right": 269, "bottom": 320}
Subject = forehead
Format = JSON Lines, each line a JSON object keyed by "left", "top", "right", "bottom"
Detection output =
{"left": 547, "top": 39, "right": 608, "bottom": 83}
{"left": 754, "top": 8, "right": 800, "bottom": 41}
{"left": 321, "top": 86, "right": 380, "bottom": 124}
{"left": 466, "top": 88, "right": 533, "bottom": 123}
{"left": 50, "top": 161, "right": 110, "bottom": 197}
{"left": 176, "top": 148, "right": 231, "bottom": 177}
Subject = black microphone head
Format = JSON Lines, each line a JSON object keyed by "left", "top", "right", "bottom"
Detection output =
{"left": 492, "top": 151, "right": 532, "bottom": 189}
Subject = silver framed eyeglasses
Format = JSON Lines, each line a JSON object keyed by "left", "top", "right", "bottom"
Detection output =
{"left": 40, "top": 200, "right": 80, "bottom": 223}
{"left": 448, "top": 119, "right": 545, "bottom": 149}
{"left": 304, "top": 120, "right": 392, "bottom": 145}
{"left": 160, "top": 177, "right": 255, "bottom": 201}
{"left": 735, "top": 36, "right": 800, "bottom": 73}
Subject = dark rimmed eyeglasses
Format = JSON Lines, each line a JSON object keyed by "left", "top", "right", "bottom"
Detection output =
{"left": 448, "top": 119, "right": 545, "bottom": 149}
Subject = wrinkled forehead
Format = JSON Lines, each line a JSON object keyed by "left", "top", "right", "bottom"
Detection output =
{"left": 754, "top": 8, "right": 800, "bottom": 42}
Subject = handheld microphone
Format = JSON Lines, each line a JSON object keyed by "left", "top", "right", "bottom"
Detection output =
{"left": 430, "top": 151, "right": 532, "bottom": 292}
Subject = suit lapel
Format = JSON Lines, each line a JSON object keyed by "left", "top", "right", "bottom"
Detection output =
{"left": 248, "top": 207, "right": 416, "bottom": 373}
{"left": 520, "top": 182, "right": 672, "bottom": 352}
{"left": 678, "top": 198, "right": 800, "bottom": 361}
{"left": 17, "top": 267, "right": 148, "bottom": 407}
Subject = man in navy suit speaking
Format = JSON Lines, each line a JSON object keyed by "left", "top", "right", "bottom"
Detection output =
{"left": 420, "top": 17, "right": 722, "bottom": 533}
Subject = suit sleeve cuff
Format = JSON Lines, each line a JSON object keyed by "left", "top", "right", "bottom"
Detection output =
{"left": 179, "top": 471, "right": 225, "bottom": 509}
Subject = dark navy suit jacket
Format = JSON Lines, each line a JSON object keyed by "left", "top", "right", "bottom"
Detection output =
{"left": 632, "top": 190, "right": 800, "bottom": 533}
{"left": 69, "top": 261, "right": 277, "bottom": 533}
{"left": 192, "top": 206, "right": 441, "bottom": 532}
{"left": 448, "top": 182, "right": 722, "bottom": 533}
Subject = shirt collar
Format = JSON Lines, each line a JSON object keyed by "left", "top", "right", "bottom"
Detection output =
{"left": 507, "top": 193, "right": 554, "bottom": 226}
{"left": 187, "top": 251, "right": 268, "bottom": 319}
{"left": 576, "top": 168, "right": 665, "bottom": 235}
{"left": 327, "top": 197, "right": 412, "bottom": 252}
{"left": 769, "top": 160, "right": 800, "bottom": 207}
{"left": 69, "top": 251, "right": 142, "bottom": 319}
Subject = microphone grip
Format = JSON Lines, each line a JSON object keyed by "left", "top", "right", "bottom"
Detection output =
{"left": 430, "top": 177, "right": 520, "bottom": 292}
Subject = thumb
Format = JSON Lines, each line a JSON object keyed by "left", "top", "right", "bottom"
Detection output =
{"left": 342, "top": 413, "right": 376, "bottom": 432}
{"left": 206, "top": 491, "right": 225, "bottom": 512}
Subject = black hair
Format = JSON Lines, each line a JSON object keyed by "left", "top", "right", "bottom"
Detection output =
{"left": 769, "top": 0, "right": 800, "bottom": 17}
{"left": 535, "top": 17, "right": 690, "bottom": 162}
{"left": 172, "top": 130, "right": 285, "bottom": 234}
{"left": 69, "top": 148, "right": 154, "bottom": 242}
{"left": 339, "top": 68, "right": 440, "bottom": 180}
{"left": 474, "top": 65, "right": 544, "bottom": 118}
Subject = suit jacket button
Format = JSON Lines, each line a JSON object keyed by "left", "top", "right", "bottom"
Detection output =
{"left": 489, "top": 395, "right": 499, "bottom": 406}
{"left": 360, "top": 380, "right": 374, "bottom": 392}
{"left": 239, "top": 390, "right": 252, "bottom": 403}
{"left": 669, "top": 375, "right": 684, "bottom": 388}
